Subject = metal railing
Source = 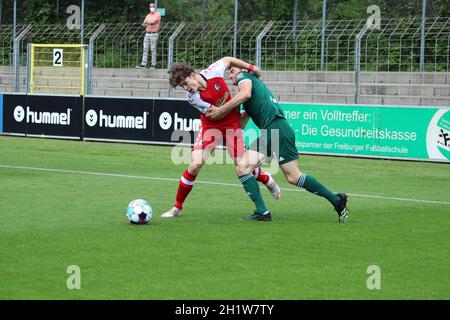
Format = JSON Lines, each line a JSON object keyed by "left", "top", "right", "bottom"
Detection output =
{"left": 0, "top": 23, "right": 99, "bottom": 91}
{"left": 2, "top": 19, "right": 449, "bottom": 72}
{"left": 1, "top": 18, "right": 449, "bottom": 104}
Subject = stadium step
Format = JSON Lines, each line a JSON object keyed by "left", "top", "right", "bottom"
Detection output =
{"left": 93, "top": 68, "right": 170, "bottom": 79}
{"left": 91, "top": 87, "right": 186, "bottom": 98}
{"left": 92, "top": 77, "right": 171, "bottom": 90}
{"left": 1, "top": 65, "right": 449, "bottom": 106}
{"left": 90, "top": 76, "right": 450, "bottom": 97}
{"left": 262, "top": 71, "right": 450, "bottom": 85}
{"left": 1, "top": 66, "right": 449, "bottom": 84}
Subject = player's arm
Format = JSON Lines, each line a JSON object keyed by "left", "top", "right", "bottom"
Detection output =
{"left": 206, "top": 80, "right": 252, "bottom": 121}
{"left": 187, "top": 92, "right": 211, "bottom": 114}
{"left": 240, "top": 111, "right": 250, "bottom": 129}
{"left": 220, "top": 57, "right": 261, "bottom": 77}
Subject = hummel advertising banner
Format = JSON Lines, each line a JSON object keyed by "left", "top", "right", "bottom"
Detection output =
{"left": 152, "top": 99, "right": 201, "bottom": 145}
{"left": 2, "top": 94, "right": 82, "bottom": 138}
{"left": 83, "top": 97, "right": 200, "bottom": 144}
{"left": 83, "top": 97, "right": 154, "bottom": 142}
{"left": 1, "top": 94, "right": 449, "bottom": 162}
{"left": 244, "top": 103, "right": 450, "bottom": 162}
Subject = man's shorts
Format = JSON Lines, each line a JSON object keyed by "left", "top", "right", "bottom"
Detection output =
{"left": 193, "top": 124, "right": 246, "bottom": 159}
{"left": 249, "top": 118, "right": 299, "bottom": 165}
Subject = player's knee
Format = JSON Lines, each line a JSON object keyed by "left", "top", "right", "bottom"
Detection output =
{"left": 286, "top": 175, "right": 299, "bottom": 185}
{"left": 235, "top": 163, "right": 252, "bottom": 177}
{"left": 188, "top": 163, "right": 203, "bottom": 176}
{"left": 284, "top": 171, "right": 301, "bottom": 185}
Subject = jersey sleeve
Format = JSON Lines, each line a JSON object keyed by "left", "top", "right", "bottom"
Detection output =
{"left": 201, "top": 59, "right": 227, "bottom": 79}
{"left": 235, "top": 71, "right": 252, "bottom": 86}
{"left": 186, "top": 91, "right": 210, "bottom": 114}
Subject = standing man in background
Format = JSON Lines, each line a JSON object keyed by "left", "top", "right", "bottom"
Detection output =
{"left": 137, "top": 2, "right": 161, "bottom": 69}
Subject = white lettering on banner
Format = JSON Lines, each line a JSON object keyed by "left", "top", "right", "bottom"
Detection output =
{"left": 320, "top": 110, "right": 371, "bottom": 122}
{"left": 159, "top": 112, "right": 172, "bottom": 130}
{"left": 173, "top": 113, "right": 201, "bottom": 132}
{"left": 158, "top": 112, "right": 200, "bottom": 132}
{"left": 320, "top": 125, "right": 417, "bottom": 141}
{"left": 13, "top": 106, "right": 72, "bottom": 125}
{"left": 97, "top": 110, "right": 148, "bottom": 129}
{"left": 283, "top": 110, "right": 302, "bottom": 120}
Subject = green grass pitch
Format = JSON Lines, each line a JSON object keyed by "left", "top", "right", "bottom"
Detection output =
{"left": 0, "top": 136, "right": 449, "bottom": 299}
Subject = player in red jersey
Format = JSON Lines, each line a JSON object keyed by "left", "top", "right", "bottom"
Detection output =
{"left": 161, "top": 57, "right": 280, "bottom": 218}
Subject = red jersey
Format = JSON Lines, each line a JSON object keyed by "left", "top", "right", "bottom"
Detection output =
{"left": 186, "top": 60, "right": 241, "bottom": 129}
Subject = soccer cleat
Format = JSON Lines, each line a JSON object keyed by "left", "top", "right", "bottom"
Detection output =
{"left": 136, "top": 64, "right": 146, "bottom": 69}
{"left": 265, "top": 173, "right": 281, "bottom": 200}
{"left": 241, "top": 211, "right": 272, "bottom": 221}
{"left": 161, "top": 207, "right": 182, "bottom": 218}
{"left": 334, "top": 193, "right": 349, "bottom": 223}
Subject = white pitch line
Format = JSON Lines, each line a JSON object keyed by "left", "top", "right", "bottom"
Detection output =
{"left": 1, "top": 164, "right": 449, "bottom": 206}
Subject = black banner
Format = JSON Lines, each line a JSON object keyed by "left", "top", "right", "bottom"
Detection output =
{"left": 2, "top": 94, "right": 82, "bottom": 138}
{"left": 152, "top": 99, "right": 201, "bottom": 145}
{"left": 83, "top": 97, "right": 154, "bottom": 142}
{"left": 1, "top": 95, "right": 203, "bottom": 145}
{"left": 0, "top": 94, "right": 3, "bottom": 133}
{"left": 83, "top": 97, "right": 201, "bottom": 145}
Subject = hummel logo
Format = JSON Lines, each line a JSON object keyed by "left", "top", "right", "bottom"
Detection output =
{"left": 159, "top": 112, "right": 172, "bottom": 130}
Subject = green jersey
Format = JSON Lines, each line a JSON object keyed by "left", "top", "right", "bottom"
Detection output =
{"left": 236, "top": 72, "right": 285, "bottom": 129}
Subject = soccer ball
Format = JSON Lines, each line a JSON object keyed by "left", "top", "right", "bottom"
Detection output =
{"left": 126, "top": 199, "right": 153, "bottom": 225}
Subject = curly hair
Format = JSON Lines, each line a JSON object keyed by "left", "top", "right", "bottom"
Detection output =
{"left": 168, "top": 63, "right": 195, "bottom": 88}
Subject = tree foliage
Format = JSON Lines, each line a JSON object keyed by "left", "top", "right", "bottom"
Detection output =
{"left": 0, "top": 0, "right": 449, "bottom": 25}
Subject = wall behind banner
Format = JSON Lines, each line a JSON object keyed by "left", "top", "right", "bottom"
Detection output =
{"left": 0, "top": 94, "right": 449, "bottom": 163}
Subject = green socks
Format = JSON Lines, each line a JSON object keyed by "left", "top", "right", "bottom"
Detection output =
{"left": 297, "top": 174, "right": 339, "bottom": 206}
{"left": 239, "top": 174, "right": 268, "bottom": 214}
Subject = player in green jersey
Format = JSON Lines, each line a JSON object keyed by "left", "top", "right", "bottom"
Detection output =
{"left": 207, "top": 62, "right": 348, "bottom": 223}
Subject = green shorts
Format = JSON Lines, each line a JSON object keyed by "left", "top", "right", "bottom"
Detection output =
{"left": 250, "top": 118, "right": 299, "bottom": 165}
